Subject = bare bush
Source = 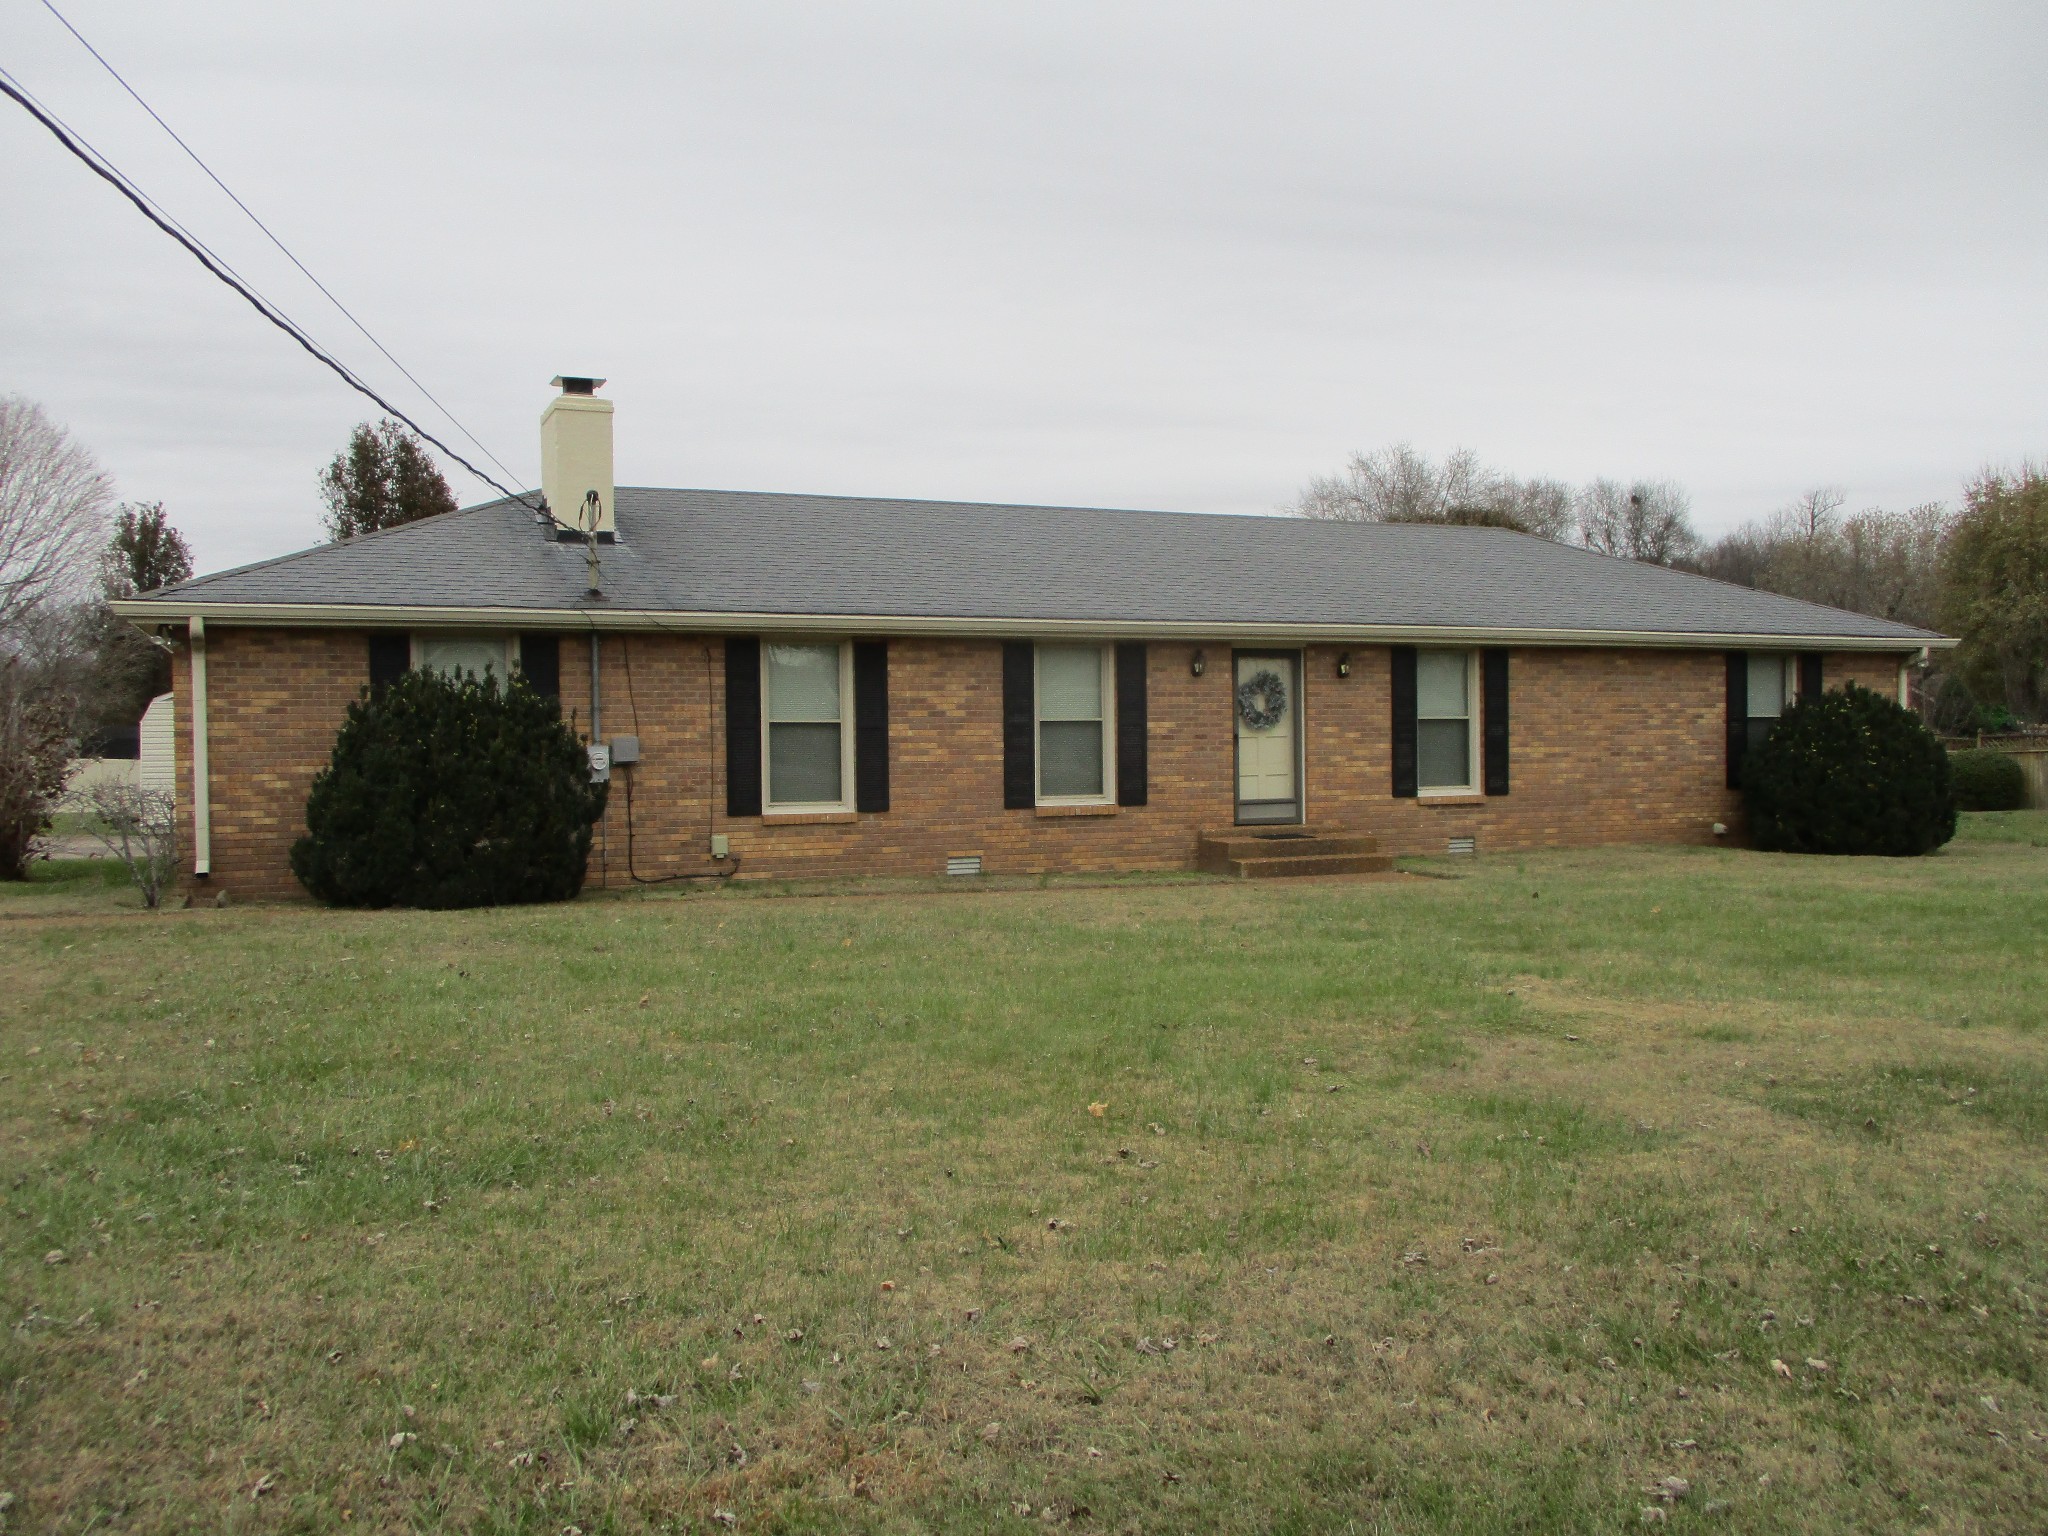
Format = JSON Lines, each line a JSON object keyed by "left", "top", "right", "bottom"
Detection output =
{"left": 84, "top": 781, "right": 179, "bottom": 908}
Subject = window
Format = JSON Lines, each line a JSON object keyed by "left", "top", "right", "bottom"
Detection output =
{"left": 1036, "top": 644, "right": 1114, "bottom": 802}
{"left": 1416, "top": 650, "right": 1477, "bottom": 793}
{"left": 763, "top": 641, "right": 851, "bottom": 809}
{"left": 414, "top": 633, "right": 513, "bottom": 681}
{"left": 1746, "top": 652, "right": 1797, "bottom": 753}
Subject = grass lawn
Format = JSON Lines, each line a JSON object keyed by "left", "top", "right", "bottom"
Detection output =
{"left": 3, "top": 818, "right": 2046, "bottom": 1533}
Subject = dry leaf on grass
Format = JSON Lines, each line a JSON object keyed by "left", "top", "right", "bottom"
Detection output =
{"left": 1088, "top": 1102, "right": 1107, "bottom": 1117}
{"left": 248, "top": 1474, "right": 276, "bottom": 1501}
{"left": 1007, "top": 1336, "right": 1033, "bottom": 1353}
{"left": 1772, "top": 1358, "right": 1793, "bottom": 1379}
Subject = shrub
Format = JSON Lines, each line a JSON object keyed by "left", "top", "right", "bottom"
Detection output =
{"left": 1742, "top": 683, "right": 1956, "bottom": 856}
{"left": 291, "top": 668, "right": 606, "bottom": 908}
{"left": 1949, "top": 748, "right": 2029, "bottom": 812}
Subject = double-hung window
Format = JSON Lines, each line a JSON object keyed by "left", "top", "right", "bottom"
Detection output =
{"left": 1036, "top": 644, "right": 1115, "bottom": 803}
{"left": 1416, "top": 649, "right": 1478, "bottom": 794}
{"left": 763, "top": 641, "right": 852, "bottom": 810}
{"left": 414, "top": 633, "right": 514, "bottom": 681}
{"left": 1745, "top": 652, "right": 1797, "bottom": 754}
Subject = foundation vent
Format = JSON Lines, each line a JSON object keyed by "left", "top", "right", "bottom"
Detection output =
{"left": 1446, "top": 836, "right": 1477, "bottom": 855}
{"left": 945, "top": 854, "right": 984, "bottom": 877}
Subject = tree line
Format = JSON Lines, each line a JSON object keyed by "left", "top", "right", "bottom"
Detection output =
{"left": 1295, "top": 444, "right": 2048, "bottom": 730}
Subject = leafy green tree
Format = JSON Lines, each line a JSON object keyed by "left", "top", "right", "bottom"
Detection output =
{"left": 291, "top": 667, "right": 606, "bottom": 908}
{"left": 1742, "top": 683, "right": 1955, "bottom": 856}
{"left": 318, "top": 419, "right": 458, "bottom": 541}
{"left": 1940, "top": 467, "right": 2048, "bottom": 721}
{"left": 75, "top": 502, "right": 195, "bottom": 742}
{"left": 101, "top": 501, "right": 193, "bottom": 597}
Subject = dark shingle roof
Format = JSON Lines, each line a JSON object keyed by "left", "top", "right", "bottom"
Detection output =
{"left": 127, "top": 487, "right": 1941, "bottom": 645}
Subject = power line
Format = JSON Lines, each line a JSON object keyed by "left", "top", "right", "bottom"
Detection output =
{"left": 0, "top": 65, "right": 551, "bottom": 520}
{"left": 35, "top": 0, "right": 530, "bottom": 495}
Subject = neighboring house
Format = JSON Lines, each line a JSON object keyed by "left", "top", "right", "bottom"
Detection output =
{"left": 112, "top": 378, "right": 1951, "bottom": 899}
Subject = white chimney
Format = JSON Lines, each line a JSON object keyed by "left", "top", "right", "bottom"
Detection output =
{"left": 540, "top": 375, "right": 614, "bottom": 538}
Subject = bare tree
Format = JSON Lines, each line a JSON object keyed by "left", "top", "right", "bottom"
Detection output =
{"left": 1697, "top": 492, "right": 1949, "bottom": 630}
{"left": 1295, "top": 444, "right": 1577, "bottom": 539}
{"left": 1575, "top": 479, "right": 1701, "bottom": 566}
{"left": 0, "top": 396, "right": 111, "bottom": 647}
{"left": 84, "top": 781, "right": 178, "bottom": 909}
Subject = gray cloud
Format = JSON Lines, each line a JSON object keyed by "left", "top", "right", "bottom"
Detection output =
{"left": 3, "top": 0, "right": 2043, "bottom": 571}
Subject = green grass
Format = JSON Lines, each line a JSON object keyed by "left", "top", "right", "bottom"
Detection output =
{"left": 1956, "top": 808, "right": 2048, "bottom": 846}
{"left": 3, "top": 826, "right": 2047, "bottom": 1532}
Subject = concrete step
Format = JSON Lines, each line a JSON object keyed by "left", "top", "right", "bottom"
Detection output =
{"left": 1195, "top": 827, "right": 1390, "bottom": 878}
{"left": 1225, "top": 851, "right": 1397, "bottom": 879}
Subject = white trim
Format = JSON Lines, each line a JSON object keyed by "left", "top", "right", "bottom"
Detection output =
{"left": 1415, "top": 648, "right": 1480, "bottom": 797}
{"left": 760, "top": 639, "right": 854, "bottom": 814}
{"left": 187, "top": 616, "right": 211, "bottom": 877}
{"left": 108, "top": 599, "right": 1954, "bottom": 653}
{"left": 1033, "top": 642, "right": 1116, "bottom": 807}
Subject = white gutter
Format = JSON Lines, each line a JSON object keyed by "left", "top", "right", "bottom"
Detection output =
{"left": 110, "top": 600, "right": 1953, "bottom": 654}
{"left": 187, "top": 616, "right": 211, "bottom": 877}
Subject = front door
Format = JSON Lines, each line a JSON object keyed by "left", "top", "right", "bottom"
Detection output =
{"left": 1234, "top": 651, "right": 1301, "bottom": 824}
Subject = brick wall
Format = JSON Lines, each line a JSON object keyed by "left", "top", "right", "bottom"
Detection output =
{"left": 169, "top": 629, "right": 1919, "bottom": 897}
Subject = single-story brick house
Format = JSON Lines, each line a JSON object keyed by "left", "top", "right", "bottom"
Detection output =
{"left": 113, "top": 379, "right": 1950, "bottom": 898}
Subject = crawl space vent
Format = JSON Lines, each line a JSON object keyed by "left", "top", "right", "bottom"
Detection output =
{"left": 945, "top": 854, "right": 984, "bottom": 877}
{"left": 1447, "top": 836, "right": 1477, "bottom": 855}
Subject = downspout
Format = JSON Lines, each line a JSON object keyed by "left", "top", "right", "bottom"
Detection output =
{"left": 188, "top": 615, "right": 211, "bottom": 877}
{"left": 590, "top": 631, "right": 602, "bottom": 740}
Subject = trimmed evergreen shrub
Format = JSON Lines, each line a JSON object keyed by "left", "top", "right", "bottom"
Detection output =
{"left": 1742, "top": 683, "right": 1955, "bottom": 856}
{"left": 1949, "top": 747, "right": 2029, "bottom": 812}
{"left": 291, "top": 668, "right": 606, "bottom": 907}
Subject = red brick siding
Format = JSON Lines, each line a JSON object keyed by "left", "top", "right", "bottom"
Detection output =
{"left": 169, "top": 629, "right": 1920, "bottom": 897}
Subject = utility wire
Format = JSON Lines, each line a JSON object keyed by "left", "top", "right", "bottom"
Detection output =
{"left": 0, "top": 65, "right": 550, "bottom": 519}
{"left": 35, "top": 0, "right": 530, "bottom": 495}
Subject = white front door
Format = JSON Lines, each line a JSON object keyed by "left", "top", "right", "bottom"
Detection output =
{"left": 1235, "top": 653, "right": 1300, "bottom": 824}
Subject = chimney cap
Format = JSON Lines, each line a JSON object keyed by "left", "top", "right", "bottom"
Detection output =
{"left": 551, "top": 375, "right": 606, "bottom": 395}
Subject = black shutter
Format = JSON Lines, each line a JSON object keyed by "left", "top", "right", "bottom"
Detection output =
{"left": 1114, "top": 643, "right": 1149, "bottom": 807}
{"left": 1482, "top": 649, "right": 1510, "bottom": 796}
{"left": 368, "top": 633, "right": 409, "bottom": 695}
{"left": 1002, "top": 642, "right": 1035, "bottom": 809}
{"left": 517, "top": 633, "right": 560, "bottom": 705}
{"left": 1800, "top": 653, "right": 1824, "bottom": 701}
{"left": 1726, "top": 652, "right": 1748, "bottom": 789}
{"left": 853, "top": 641, "right": 890, "bottom": 814}
{"left": 725, "top": 637, "right": 762, "bottom": 817}
{"left": 1390, "top": 646, "right": 1418, "bottom": 798}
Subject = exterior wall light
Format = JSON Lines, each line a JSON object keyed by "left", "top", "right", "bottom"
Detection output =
{"left": 1190, "top": 649, "right": 1207, "bottom": 678}
{"left": 1336, "top": 652, "right": 1352, "bottom": 678}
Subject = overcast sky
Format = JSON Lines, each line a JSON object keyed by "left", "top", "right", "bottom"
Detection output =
{"left": 5, "top": 1, "right": 2044, "bottom": 573}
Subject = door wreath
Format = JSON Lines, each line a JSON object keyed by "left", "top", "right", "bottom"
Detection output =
{"left": 1236, "top": 669, "right": 1288, "bottom": 731}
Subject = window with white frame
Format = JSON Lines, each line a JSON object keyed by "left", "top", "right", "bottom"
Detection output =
{"left": 1036, "top": 644, "right": 1114, "bottom": 802}
{"left": 414, "top": 633, "right": 514, "bottom": 681}
{"left": 1746, "top": 652, "right": 1797, "bottom": 753}
{"left": 1416, "top": 649, "right": 1477, "bottom": 793}
{"left": 763, "top": 641, "right": 851, "bottom": 809}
